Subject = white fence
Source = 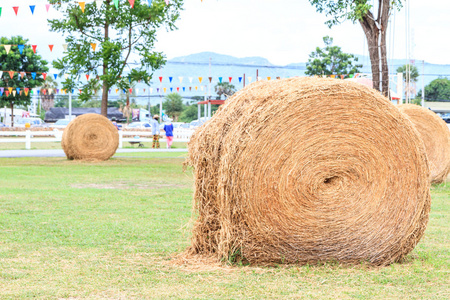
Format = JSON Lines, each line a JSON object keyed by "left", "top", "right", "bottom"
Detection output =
{"left": 0, "top": 129, "right": 195, "bottom": 150}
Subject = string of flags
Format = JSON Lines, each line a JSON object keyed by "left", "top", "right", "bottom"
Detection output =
{"left": 0, "top": 1, "right": 172, "bottom": 17}
{"left": 1, "top": 43, "right": 95, "bottom": 54}
{"left": 0, "top": 73, "right": 361, "bottom": 97}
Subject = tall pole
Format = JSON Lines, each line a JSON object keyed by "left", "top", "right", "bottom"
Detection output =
{"left": 243, "top": 73, "right": 246, "bottom": 88}
{"left": 422, "top": 60, "right": 425, "bottom": 107}
{"left": 256, "top": 69, "right": 259, "bottom": 81}
{"left": 69, "top": 91, "right": 72, "bottom": 120}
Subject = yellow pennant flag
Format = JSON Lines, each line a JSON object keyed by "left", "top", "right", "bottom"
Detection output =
{"left": 163, "top": 87, "right": 167, "bottom": 93}
{"left": 8, "top": 87, "right": 13, "bottom": 93}
{"left": 79, "top": 2, "right": 86, "bottom": 13}
{"left": 4, "top": 45, "right": 11, "bottom": 54}
{"left": 90, "top": 43, "right": 97, "bottom": 51}
{"left": 198, "top": 77, "right": 203, "bottom": 83}
{"left": 330, "top": 75, "right": 336, "bottom": 78}
{"left": 115, "top": 88, "right": 119, "bottom": 94}
{"left": 267, "top": 77, "right": 271, "bottom": 81}
{"left": 195, "top": 86, "right": 198, "bottom": 91}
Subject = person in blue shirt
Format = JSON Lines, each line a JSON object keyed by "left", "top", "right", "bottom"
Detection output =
{"left": 150, "top": 115, "right": 160, "bottom": 149}
{"left": 163, "top": 119, "right": 174, "bottom": 149}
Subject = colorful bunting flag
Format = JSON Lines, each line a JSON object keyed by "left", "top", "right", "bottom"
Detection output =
{"left": 0, "top": 71, "right": 2, "bottom": 78}
{"left": 30, "top": 5, "right": 36, "bottom": 15}
{"left": 63, "top": 44, "right": 68, "bottom": 51}
{"left": 229, "top": 77, "right": 232, "bottom": 83}
{"left": 198, "top": 77, "right": 203, "bottom": 83}
{"left": 42, "top": 73, "right": 47, "bottom": 80}
{"left": 79, "top": 2, "right": 86, "bottom": 13}
{"left": 248, "top": 76, "right": 252, "bottom": 83}
{"left": 114, "top": 0, "right": 119, "bottom": 9}
{"left": 169, "top": 76, "right": 173, "bottom": 82}
{"left": 4, "top": 45, "right": 11, "bottom": 54}
{"left": 0, "top": 8, "right": 2, "bottom": 18}
{"left": 13, "top": 7, "right": 19, "bottom": 16}
{"left": 267, "top": 77, "right": 271, "bottom": 81}
{"left": 128, "top": 0, "right": 135, "bottom": 8}
{"left": 165, "top": 0, "right": 170, "bottom": 5}
{"left": 53, "top": 74, "right": 58, "bottom": 80}
{"left": 20, "top": 72, "right": 25, "bottom": 78}
{"left": 96, "top": 0, "right": 104, "bottom": 10}
{"left": 159, "top": 76, "right": 163, "bottom": 83}
{"left": 86, "top": 74, "right": 90, "bottom": 80}
{"left": 208, "top": 77, "right": 212, "bottom": 83}
{"left": 163, "top": 87, "right": 167, "bottom": 93}
{"left": 218, "top": 77, "right": 222, "bottom": 83}
{"left": 24, "top": 88, "right": 29, "bottom": 96}
{"left": 12, "top": 90, "right": 16, "bottom": 97}
{"left": 8, "top": 71, "right": 14, "bottom": 79}
{"left": 170, "top": 87, "right": 173, "bottom": 92}
{"left": 8, "top": 87, "right": 13, "bottom": 93}
{"left": 31, "top": 72, "right": 36, "bottom": 79}
{"left": 148, "top": 0, "right": 153, "bottom": 6}
{"left": 189, "top": 77, "right": 193, "bottom": 83}
{"left": 91, "top": 43, "right": 97, "bottom": 51}
{"left": 46, "top": 4, "right": 51, "bottom": 13}
{"left": 239, "top": 77, "right": 242, "bottom": 83}
{"left": 48, "top": 45, "right": 54, "bottom": 52}
{"left": 178, "top": 76, "right": 183, "bottom": 83}
{"left": 32, "top": 45, "right": 37, "bottom": 53}
{"left": 18, "top": 45, "right": 24, "bottom": 54}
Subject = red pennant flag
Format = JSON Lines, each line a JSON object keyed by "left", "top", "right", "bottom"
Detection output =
{"left": 32, "top": 45, "right": 37, "bottom": 53}
{"left": 24, "top": 88, "right": 29, "bottom": 96}
{"left": 79, "top": 89, "right": 82, "bottom": 94}
{"left": 42, "top": 73, "right": 47, "bottom": 80}
{"left": 5, "top": 91, "right": 9, "bottom": 97}
{"left": 128, "top": 0, "right": 135, "bottom": 8}
{"left": 177, "top": 87, "right": 179, "bottom": 92}
{"left": 159, "top": 76, "right": 163, "bottom": 83}
{"left": 48, "top": 45, "right": 54, "bottom": 52}
{"left": 43, "top": 89, "right": 47, "bottom": 95}
{"left": 13, "top": 7, "right": 19, "bottom": 16}
{"left": 229, "top": 77, "right": 232, "bottom": 83}
{"left": 129, "top": 88, "right": 133, "bottom": 93}
{"left": 8, "top": 71, "right": 14, "bottom": 79}
{"left": 86, "top": 74, "right": 90, "bottom": 80}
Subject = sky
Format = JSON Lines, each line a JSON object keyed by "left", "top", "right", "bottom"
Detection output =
{"left": 1, "top": 0, "right": 449, "bottom": 68}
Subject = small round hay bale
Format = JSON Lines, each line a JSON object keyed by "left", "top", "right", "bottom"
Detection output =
{"left": 62, "top": 114, "right": 119, "bottom": 161}
{"left": 398, "top": 104, "right": 450, "bottom": 183}
{"left": 185, "top": 77, "right": 431, "bottom": 266}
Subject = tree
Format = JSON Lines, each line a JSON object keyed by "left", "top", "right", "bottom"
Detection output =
{"left": 396, "top": 64, "right": 419, "bottom": 101}
{"left": 180, "top": 104, "right": 198, "bottom": 123}
{"left": 308, "top": 0, "right": 403, "bottom": 96}
{"left": 214, "top": 82, "right": 236, "bottom": 99}
{"left": 163, "top": 93, "right": 184, "bottom": 121}
{"left": 0, "top": 36, "right": 48, "bottom": 127}
{"left": 40, "top": 77, "right": 58, "bottom": 112}
{"left": 305, "top": 36, "right": 362, "bottom": 76}
{"left": 417, "top": 78, "right": 450, "bottom": 101}
{"left": 48, "top": 0, "right": 183, "bottom": 116}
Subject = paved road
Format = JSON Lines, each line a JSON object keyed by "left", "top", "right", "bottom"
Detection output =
{"left": 0, "top": 148, "right": 188, "bottom": 158}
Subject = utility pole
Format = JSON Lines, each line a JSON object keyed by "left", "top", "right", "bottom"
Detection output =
{"left": 421, "top": 60, "right": 425, "bottom": 107}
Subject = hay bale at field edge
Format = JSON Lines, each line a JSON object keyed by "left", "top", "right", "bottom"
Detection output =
{"left": 398, "top": 104, "right": 450, "bottom": 184}
{"left": 184, "top": 77, "right": 431, "bottom": 266}
{"left": 62, "top": 113, "right": 119, "bottom": 161}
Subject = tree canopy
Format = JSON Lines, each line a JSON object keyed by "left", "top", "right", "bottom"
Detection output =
{"left": 308, "top": 1, "right": 403, "bottom": 96}
{"left": 48, "top": 0, "right": 183, "bottom": 116}
{"left": 397, "top": 64, "right": 419, "bottom": 100}
{"left": 163, "top": 92, "right": 184, "bottom": 120}
{"left": 417, "top": 78, "right": 450, "bottom": 102}
{"left": 0, "top": 36, "right": 48, "bottom": 126}
{"left": 305, "top": 36, "right": 361, "bottom": 76}
{"left": 214, "top": 82, "right": 236, "bottom": 99}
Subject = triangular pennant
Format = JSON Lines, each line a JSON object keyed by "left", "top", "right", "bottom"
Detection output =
{"left": 128, "top": 0, "right": 135, "bottom": 8}
{"left": 53, "top": 74, "right": 58, "bottom": 80}
{"left": 20, "top": 72, "right": 25, "bottom": 78}
{"left": 64, "top": 74, "right": 69, "bottom": 79}
{"left": 198, "top": 77, "right": 203, "bottom": 83}
{"left": 176, "top": 87, "right": 179, "bottom": 92}
{"left": 114, "top": 0, "right": 119, "bottom": 9}
{"left": 170, "top": 87, "right": 173, "bottom": 92}
{"left": 43, "top": 89, "right": 47, "bottom": 95}
{"left": 5, "top": 91, "right": 10, "bottom": 97}
{"left": 150, "top": 88, "right": 153, "bottom": 94}
{"left": 13, "top": 7, "right": 19, "bottom": 16}
{"left": 148, "top": 0, "right": 153, "bottom": 6}
{"left": 0, "top": 8, "right": 2, "bottom": 18}
{"left": 20, "top": 90, "right": 23, "bottom": 96}
{"left": 208, "top": 77, "right": 212, "bottom": 83}
{"left": 4, "top": 45, "right": 11, "bottom": 54}
{"left": 201, "top": 86, "right": 204, "bottom": 91}
{"left": 115, "top": 88, "right": 119, "bottom": 94}
{"left": 159, "top": 76, "right": 163, "bottom": 83}
{"left": 32, "top": 45, "right": 37, "bottom": 53}
{"left": 129, "top": 88, "right": 133, "bottom": 93}
{"left": 86, "top": 74, "right": 90, "bottom": 80}
{"left": 24, "top": 88, "right": 29, "bottom": 96}
{"left": 45, "top": 4, "right": 51, "bottom": 12}
{"left": 229, "top": 77, "right": 232, "bottom": 83}
{"left": 169, "top": 76, "right": 173, "bottom": 82}
{"left": 63, "top": 44, "right": 68, "bottom": 51}
{"left": 18, "top": 45, "right": 24, "bottom": 54}
{"left": 163, "top": 87, "right": 167, "bottom": 93}
{"left": 31, "top": 72, "right": 36, "bottom": 79}
{"left": 182, "top": 87, "right": 185, "bottom": 92}
{"left": 8, "top": 87, "right": 13, "bottom": 93}
{"left": 248, "top": 76, "right": 252, "bottom": 83}
{"left": 16, "top": 88, "right": 21, "bottom": 94}
{"left": 79, "top": 2, "right": 86, "bottom": 13}
{"left": 178, "top": 76, "right": 183, "bottom": 83}
{"left": 96, "top": 0, "right": 103, "bottom": 10}
{"left": 218, "top": 77, "right": 223, "bottom": 83}
{"left": 239, "top": 77, "right": 242, "bottom": 83}
{"left": 189, "top": 77, "right": 193, "bottom": 83}
{"left": 42, "top": 73, "right": 47, "bottom": 80}
{"left": 165, "top": 0, "right": 170, "bottom": 5}
{"left": 8, "top": 71, "right": 14, "bottom": 79}
{"left": 195, "top": 86, "right": 198, "bottom": 91}
{"left": 12, "top": 90, "right": 16, "bottom": 97}
{"left": 157, "top": 88, "right": 159, "bottom": 93}
{"left": 0, "top": 71, "right": 2, "bottom": 78}
{"left": 90, "top": 43, "right": 97, "bottom": 51}
{"left": 267, "top": 77, "right": 271, "bottom": 81}
{"left": 30, "top": 5, "right": 36, "bottom": 15}
{"left": 189, "top": 87, "right": 192, "bottom": 91}
{"left": 48, "top": 45, "right": 54, "bottom": 52}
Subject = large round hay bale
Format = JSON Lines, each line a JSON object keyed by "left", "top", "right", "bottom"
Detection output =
{"left": 185, "top": 77, "right": 431, "bottom": 266}
{"left": 61, "top": 113, "right": 119, "bottom": 161}
{"left": 398, "top": 104, "right": 450, "bottom": 183}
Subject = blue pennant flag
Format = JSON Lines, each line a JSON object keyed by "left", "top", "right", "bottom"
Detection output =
{"left": 219, "top": 77, "right": 223, "bottom": 83}
{"left": 170, "top": 87, "right": 173, "bottom": 92}
{"left": 239, "top": 77, "right": 242, "bottom": 83}
{"left": 71, "top": 89, "right": 74, "bottom": 94}
{"left": 18, "top": 45, "right": 24, "bottom": 54}
{"left": 30, "top": 5, "right": 35, "bottom": 15}
{"left": 169, "top": 77, "right": 173, "bottom": 82}
{"left": 182, "top": 87, "right": 185, "bottom": 92}
{"left": 16, "top": 88, "right": 21, "bottom": 94}
{"left": 31, "top": 72, "right": 36, "bottom": 79}
{"left": 148, "top": 0, "right": 152, "bottom": 6}
{"left": 37, "top": 89, "right": 40, "bottom": 95}
{"left": 53, "top": 74, "right": 57, "bottom": 80}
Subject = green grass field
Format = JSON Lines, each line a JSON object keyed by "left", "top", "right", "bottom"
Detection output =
{"left": 0, "top": 156, "right": 449, "bottom": 299}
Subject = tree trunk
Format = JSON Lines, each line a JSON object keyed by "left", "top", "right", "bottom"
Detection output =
{"left": 10, "top": 102, "right": 14, "bottom": 127}
{"left": 359, "top": 16, "right": 380, "bottom": 92}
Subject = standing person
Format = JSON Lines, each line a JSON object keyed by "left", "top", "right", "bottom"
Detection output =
{"left": 163, "top": 119, "right": 174, "bottom": 149}
{"left": 151, "top": 115, "right": 160, "bottom": 149}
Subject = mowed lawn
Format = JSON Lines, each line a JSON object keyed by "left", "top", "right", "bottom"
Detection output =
{"left": 0, "top": 155, "right": 449, "bottom": 299}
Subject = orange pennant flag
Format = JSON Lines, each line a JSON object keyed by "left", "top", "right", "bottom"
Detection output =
{"left": 267, "top": 77, "right": 271, "bottom": 81}
{"left": 340, "top": 75, "right": 345, "bottom": 79}
{"left": 48, "top": 45, "right": 54, "bottom": 52}
{"left": 86, "top": 74, "right": 90, "bottom": 80}
{"left": 24, "top": 88, "right": 29, "bottom": 96}
{"left": 195, "top": 86, "right": 198, "bottom": 91}
{"left": 198, "top": 77, "right": 203, "bottom": 83}
{"left": 115, "top": 89, "right": 119, "bottom": 94}
{"left": 8, "top": 71, "right": 14, "bottom": 79}
{"left": 20, "top": 72, "right": 25, "bottom": 78}
{"left": 90, "top": 43, "right": 97, "bottom": 51}
{"left": 79, "top": 2, "right": 86, "bottom": 13}
{"left": 42, "top": 73, "right": 47, "bottom": 80}
{"left": 32, "top": 45, "right": 37, "bottom": 53}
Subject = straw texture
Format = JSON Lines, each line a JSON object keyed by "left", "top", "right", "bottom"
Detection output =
{"left": 185, "top": 77, "right": 431, "bottom": 266}
{"left": 398, "top": 104, "right": 450, "bottom": 183}
{"left": 62, "top": 113, "right": 119, "bottom": 161}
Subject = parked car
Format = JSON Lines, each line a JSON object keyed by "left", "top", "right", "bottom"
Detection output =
{"left": 52, "top": 119, "right": 71, "bottom": 128}
{"left": 127, "top": 122, "right": 151, "bottom": 129}
{"left": 15, "top": 118, "right": 47, "bottom": 128}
